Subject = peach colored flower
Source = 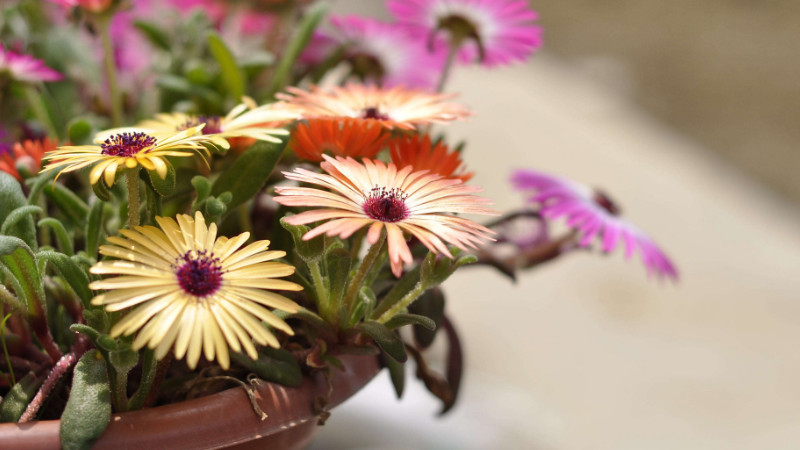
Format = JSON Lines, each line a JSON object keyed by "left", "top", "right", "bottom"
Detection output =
{"left": 274, "top": 155, "right": 496, "bottom": 277}
{"left": 276, "top": 83, "right": 471, "bottom": 131}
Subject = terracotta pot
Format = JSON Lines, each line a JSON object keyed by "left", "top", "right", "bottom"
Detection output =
{"left": 0, "top": 354, "right": 381, "bottom": 449}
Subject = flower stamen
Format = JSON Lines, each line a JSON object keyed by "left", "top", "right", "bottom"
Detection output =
{"left": 175, "top": 250, "right": 223, "bottom": 298}
{"left": 363, "top": 186, "right": 409, "bottom": 222}
{"left": 100, "top": 132, "right": 156, "bottom": 157}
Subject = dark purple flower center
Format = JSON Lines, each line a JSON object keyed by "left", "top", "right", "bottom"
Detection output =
{"left": 179, "top": 116, "right": 223, "bottom": 134}
{"left": 100, "top": 132, "right": 156, "bottom": 157}
{"left": 363, "top": 186, "right": 409, "bottom": 222}
{"left": 362, "top": 107, "right": 390, "bottom": 121}
{"left": 593, "top": 190, "right": 621, "bottom": 216}
{"left": 175, "top": 251, "right": 223, "bottom": 297}
{"left": 434, "top": 14, "right": 485, "bottom": 61}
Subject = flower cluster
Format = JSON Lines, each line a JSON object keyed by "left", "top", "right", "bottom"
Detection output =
{"left": 0, "top": 1, "right": 676, "bottom": 447}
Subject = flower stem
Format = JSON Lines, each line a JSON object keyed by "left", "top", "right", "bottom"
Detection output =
{"left": 375, "top": 280, "right": 427, "bottom": 324}
{"left": 98, "top": 16, "right": 123, "bottom": 127}
{"left": 308, "top": 261, "right": 331, "bottom": 322}
{"left": 22, "top": 85, "right": 58, "bottom": 137}
{"left": 111, "top": 367, "right": 129, "bottom": 413}
{"left": 126, "top": 349, "right": 155, "bottom": 411}
{"left": 436, "top": 41, "right": 459, "bottom": 93}
{"left": 18, "top": 341, "right": 88, "bottom": 423}
{"left": 125, "top": 168, "right": 140, "bottom": 228}
{"left": 342, "top": 232, "right": 386, "bottom": 322}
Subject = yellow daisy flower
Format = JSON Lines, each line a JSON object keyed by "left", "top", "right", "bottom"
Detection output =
{"left": 40, "top": 126, "right": 211, "bottom": 187}
{"left": 102, "top": 98, "right": 299, "bottom": 150}
{"left": 88, "top": 211, "right": 303, "bottom": 370}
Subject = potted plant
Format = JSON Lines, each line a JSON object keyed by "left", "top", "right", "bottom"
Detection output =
{"left": 0, "top": 0, "right": 677, "bottom": 448}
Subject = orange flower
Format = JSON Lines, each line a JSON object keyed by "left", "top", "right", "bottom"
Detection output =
{"left": 0, "top": 138, "right": 57, "bottom": 180}
{"left": 276, "top": 83, "right": 471, "bottom": 131}
{"left": 389, "top": 134, "right": 473, "bottom": 182}
{"left": 274, "top": 155, "right": 496, "bottom": 277}
{"left": 289, "top": 118, "right": 389, "bottom": 162}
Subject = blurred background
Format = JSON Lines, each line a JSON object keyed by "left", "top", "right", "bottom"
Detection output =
{"left": 311, "top": 1, "right": 800, "bottom": 448}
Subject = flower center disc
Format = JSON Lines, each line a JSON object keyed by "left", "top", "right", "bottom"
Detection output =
{"left": 181, "top": 116, "right": 223, "bottom": 135}
{"left": 593, "top": 190, "right": 621, "bottom": 216}
{"left": 363, "top": 187, "right": 408, "bottom": 223}
{"left": 175, "top": 251, "right": 223, "bottom": 297}
{"left": 362, "top": 107, "right": 390, "bottom": 121}
{"left": 100, "top": 132, "right": 157, "bottom": 157}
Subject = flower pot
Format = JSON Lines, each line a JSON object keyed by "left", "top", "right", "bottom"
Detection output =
{"left": 0, "top": 354, "right": 381, "bottom": 449}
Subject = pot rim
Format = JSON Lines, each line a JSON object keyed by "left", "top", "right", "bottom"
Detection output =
{"left": 0, "top": 353, "right": 381, "bottom": 449}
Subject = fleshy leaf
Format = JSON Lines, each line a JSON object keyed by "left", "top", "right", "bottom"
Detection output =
{"left": 409, "top": 288, "right": 446, "bottom": 349}
{"left": 231, "top": 347, "right": 303, "bottom": 387}
{"left": 383, "top": 313, "right": 436, "bottom": 332}
{"left": 0, "top": 172, "right": 37, "bottom": 249}
{"left": 212, "top": 139, "right": 286, "bottom": 210}
{"left": 207, "top": 31, "right": 245, "bottom": 100}
{"left": 38, "top": 250, "right": 92, "bottom": 307}
{"left": 0, "top": 373, "right": 42, "bottom": 422}
{"left": 355, "top": 321, "right": 407, "bottom": 363}
{"left": 60, "top": 350, "right": 111, "bottom": 450}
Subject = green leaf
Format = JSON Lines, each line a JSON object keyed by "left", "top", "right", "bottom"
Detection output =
{"left": 355, "top": 321, "right": 407, "bottom": 363}
{"left": 409, "top": 288, "right": 445, "bottom": 349}
{"left": 67, "top": 117, "right": 93, "bottom": 145}
{"left": 44, "top": 183, "right": 89, "bottom": 228}
{"left": 86, "top": 199, "right": 105, "bottom": 258}
{"left": 381, "top": 353, "right": 405, "bottom": 399}
{"left": 231, "top": 347, "right": 303, "bottom": 387}
{"left": 38, "top": 250, "right": 92, "bottom": 307}
{"left": 212, "top": 139, "right": 286, "bottom": 210}
{"left": 1, "top": 205, "right": 42, "bottom": 236}
{"left": 37, "top": 218, "right": 73, "bottom": 256}
{"left": 91, "top": 179, "right": 111, "bottom": 202}
{"left": 207, "top": 31, "right": 245, "bottom": 100}
{"left": 0, "top": 236, "right": 44, "bottom": 317}
{"left": 420, "top": 251, "right": 478, "bottom": 288}
{"left": 134, "top": 20, "right": 171, "bottom": 51}
{"left": 280, "top": 218, "right": 324, "bottom": 263}
{"left": 326, "top": 247, "right": 351, "bottom": 313}
{"left": 384, "top": 313, "right": 436, "bottom": 332}
{"left": 144, "top": 162, "right": 176, "bottom": 197}
{"left": 60, "top": 350, "right": 111, "bottom": 450}
{"left": 0, "top": 373, "right": 42, "bottom": 422}
{"left": 0, "top": 172, "right": 37, "bottom": 249}
{"left": 267, "top": 3, "right": 327, "bottom": 96}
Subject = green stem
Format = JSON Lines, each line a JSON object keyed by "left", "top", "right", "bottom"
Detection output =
{"left": 342, "top": 232, "right": 386, "bottom": 319}
{"left": 111, "top": 368, "right": 129, "bottom": 413}
{"left": 375, "top": 281, "right": 427, "bottom": 324}
{"left": 127, "top": 349, "right": 156, "bottom": 411}
{"left": 22, "top": 85, "right": 57, "bottom": 137}
{"left": 98, "top": 16, "right": 123, "bottom": 127}
{"left": 308, "top": 261, "right": 331, "bottom": 322}
{"left": 436, "top": 40, "right": 459, "bottom": 93}
{"left": 125, "top": 168, "right": 140, "bottom": 228}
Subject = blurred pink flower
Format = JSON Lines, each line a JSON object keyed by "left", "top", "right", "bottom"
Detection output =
{"left": 298, "top": 31, "right": 338, "bottom": 67}
{"left": 0, "top": 45, "right": 62, "bottom": 83}
{"left": 328, "top": 15, "right": 444, "bottom": 89}
{"left": 511, "top": 169, "right": 678, "bottom": 280}
{"left": 388, "top": 0, "right": 543, "bottom": 67}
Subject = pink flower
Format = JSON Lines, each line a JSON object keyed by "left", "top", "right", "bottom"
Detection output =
{"left": 511, "top": 170, "right": 678, "bottom": 280}
{"left": 328, "top": 15, "right": 444, "bottom": 89}
{"left": 388, "top": 0, "right": 543, "bottom": 67}
{"left": 0, "top": 45, "right": 62, "bottom": 83}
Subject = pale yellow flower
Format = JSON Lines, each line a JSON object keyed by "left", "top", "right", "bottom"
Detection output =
{"left": 40, "top": 126, "right": 210, "bottom": 187}
{"left": 89, "top": 211, "right": 302, "bottom": 369}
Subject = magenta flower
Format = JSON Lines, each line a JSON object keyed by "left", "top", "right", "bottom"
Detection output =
{"left": 328, "top": 15, "right": 444, "bottom": 89}
{"left": 511, "top": 169, "right": 678, "bottom": 280}
{"left": 0, "top": 45, "right": 62, "bottom": 83}
{"left": 388, "top": 0, "right": 543, "bottom": 67}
